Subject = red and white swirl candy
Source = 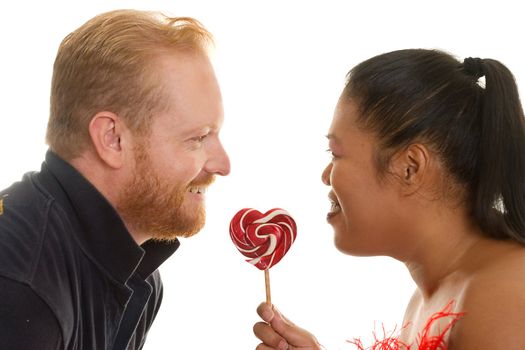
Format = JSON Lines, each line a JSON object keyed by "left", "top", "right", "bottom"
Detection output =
{"left": 229, "top": 208, "right": 297, "bottom": 270}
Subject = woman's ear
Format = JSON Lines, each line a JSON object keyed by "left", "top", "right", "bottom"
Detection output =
{"left": 88, "top": 111, "right": 125, "bottom": 169}
{"left": 390, "top": 143, "right": 430, "bottom": 194}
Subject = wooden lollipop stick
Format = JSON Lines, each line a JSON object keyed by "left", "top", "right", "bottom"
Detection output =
{"left": 265, "top": 269, "right": 271, "bottom": 305}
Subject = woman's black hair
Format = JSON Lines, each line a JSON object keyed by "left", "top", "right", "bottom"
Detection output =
{"left": 343, "top": 49, "right": 525, "bottom": 242}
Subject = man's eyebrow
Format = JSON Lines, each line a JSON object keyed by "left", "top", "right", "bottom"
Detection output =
{"left": 326, "top": 133, "right": 337, "bottom": 140}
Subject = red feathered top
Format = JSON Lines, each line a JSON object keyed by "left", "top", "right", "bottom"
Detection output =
{"left": 347, "top": 301, "right": 464, "bottom": 350}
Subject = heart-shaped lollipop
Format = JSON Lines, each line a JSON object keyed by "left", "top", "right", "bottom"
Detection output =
{"left": 229, "top": 208, "right": 297, "bottom": 270}
{"left": 230, "top": 208, "right": 297, "bottom": 304}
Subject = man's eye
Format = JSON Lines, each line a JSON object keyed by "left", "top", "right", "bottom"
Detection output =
{"left": 194, "top": 134, "right": 208, "bottom": 142}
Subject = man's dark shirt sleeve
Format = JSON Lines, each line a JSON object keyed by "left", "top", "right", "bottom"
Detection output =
{"left": 0, "top": 276, "right": 62, "bottom": 349}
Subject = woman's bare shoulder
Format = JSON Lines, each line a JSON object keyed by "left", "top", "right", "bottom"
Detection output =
{"left": 449, "top": 240, "right": 525, "bottom": 349}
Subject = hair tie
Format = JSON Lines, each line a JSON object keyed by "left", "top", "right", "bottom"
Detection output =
{"left": 463, "top": 57, "right": 484, "bottom": 79}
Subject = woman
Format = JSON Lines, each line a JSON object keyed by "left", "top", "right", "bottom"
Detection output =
{"left": 254, "top": 49, "right": 525, "bottom": 349}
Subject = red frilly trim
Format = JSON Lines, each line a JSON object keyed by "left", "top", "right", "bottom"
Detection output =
{"left": 347, "top": 301, "right": 464, "bottom": 350}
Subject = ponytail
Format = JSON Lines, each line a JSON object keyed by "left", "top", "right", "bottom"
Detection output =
{"left": 468, "top": 58, "right": 525, "bottom": 241}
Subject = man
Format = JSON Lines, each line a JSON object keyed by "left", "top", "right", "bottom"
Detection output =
{"left": 0, "top": 9, "right": 230, "bottom": 349}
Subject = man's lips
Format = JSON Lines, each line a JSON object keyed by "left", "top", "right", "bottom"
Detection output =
{"left": 188, "top": 187, "right": 207, "bottom": 194}
{"left": 187, "top": 175, "right": 216, "bottom": 194}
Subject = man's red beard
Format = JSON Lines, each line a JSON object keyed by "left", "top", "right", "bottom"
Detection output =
{"left": 116, "top": 144, "right": 214, "bottom": 242}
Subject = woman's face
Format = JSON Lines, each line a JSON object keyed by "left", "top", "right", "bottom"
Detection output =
{"left": 322, "top": 98, "right": 407, "bottom": 256}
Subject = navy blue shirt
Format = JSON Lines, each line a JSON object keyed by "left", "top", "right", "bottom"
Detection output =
{"left": 0, "top": 151, "right": 179, "bottom": 349}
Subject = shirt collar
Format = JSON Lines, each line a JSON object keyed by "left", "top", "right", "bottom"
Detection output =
{"left": 39, "top": 151, "right": 179, "bottom": 284}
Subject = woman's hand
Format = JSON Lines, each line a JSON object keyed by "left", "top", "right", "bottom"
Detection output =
{"left": 254, "top": 302, "right": 322, "bottom": 350}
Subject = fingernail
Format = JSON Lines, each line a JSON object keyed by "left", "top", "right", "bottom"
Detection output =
{"left": 261, "top": 306, "right": 274, "bottom": 321}
{"left": 278, "top": 340, "right": 289, "bottom": 350}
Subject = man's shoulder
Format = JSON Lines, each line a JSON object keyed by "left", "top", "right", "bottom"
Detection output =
{"left": 0, "top": 171, "right": 55, "bottom": 222}
{"left": 0, "top": 172, "right": 73, "bottom": 281}
{"left": 1, "top": 172, "right": 51, "bottom": 245}
{"left": 1, "top": 169, "right": 62, "bottom": 218}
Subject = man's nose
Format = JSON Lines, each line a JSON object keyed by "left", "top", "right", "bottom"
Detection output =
{"left": 205, "top": 139, "right": 231, "bottom": 176}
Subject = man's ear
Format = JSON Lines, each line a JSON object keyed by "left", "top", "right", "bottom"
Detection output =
{"left": 390, "top": 143, "right": 430, "bottom": 194}
{"left": 88, "top": 111, "right": 125, "bottom": 169}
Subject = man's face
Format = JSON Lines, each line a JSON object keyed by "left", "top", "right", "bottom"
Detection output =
{"left": 117, "top": 51, "right": 230, "bottom": 242}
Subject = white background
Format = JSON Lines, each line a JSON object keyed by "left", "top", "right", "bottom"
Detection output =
{"left": 1, "top": 1, "right": 523, "bottom": 349}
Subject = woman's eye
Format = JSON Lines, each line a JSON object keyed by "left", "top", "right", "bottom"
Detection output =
{"left": 326, "top": 149, "right": 337, "bottom": 160}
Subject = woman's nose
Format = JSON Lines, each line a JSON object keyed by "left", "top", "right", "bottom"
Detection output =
{"left": 322, "top": 162, "right": 332, "bottom": 186}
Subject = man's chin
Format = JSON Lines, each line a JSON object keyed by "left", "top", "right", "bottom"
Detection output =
{"left": 149, "top": 215, "right": 205, "bottom": 242}
{"left": 150, "top": 230, "right": 197, "bottom": 243}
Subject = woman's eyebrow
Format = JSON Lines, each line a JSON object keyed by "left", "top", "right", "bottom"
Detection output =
{"left": 326, "top": 133, "right": 339, "bottom": 142}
